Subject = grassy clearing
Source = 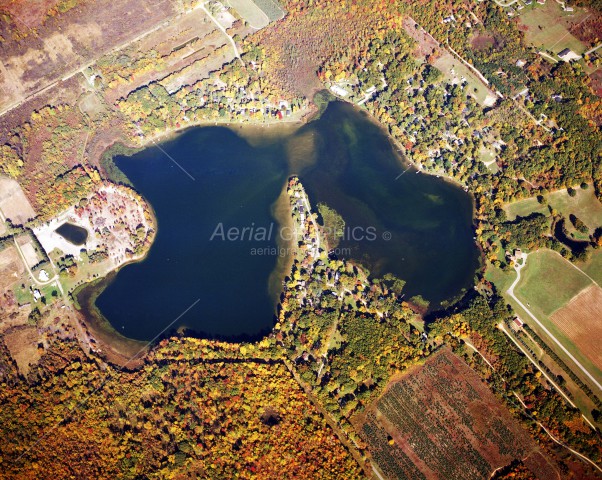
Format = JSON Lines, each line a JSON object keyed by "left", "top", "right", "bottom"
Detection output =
{"left": 505, "top": 185, "right": 602, "bottom": 231}
{"left": 518, "top": 2, "right": 587, "bottom": 55}
{"left": 227, "top": 0, "right": 270, "bottom": 28}
{"left": 478, "top": 147, "right": 499, "bottom": 173}
{"left": 484, "top": 260, "right": 515, "bottom": 293}
{"left": 579, "top": 249, "right": 602, "bottom": 285}
{"left": 515, "top": 250, "right": 592, "bottom": 317}
{"left": 504, "top": 196, "right": 547, "bottom": 220}
{"left": 433, "top": 53, "right": 496, "bottom": 106}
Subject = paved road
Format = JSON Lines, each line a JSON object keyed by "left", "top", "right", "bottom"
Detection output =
{"left": 506, "top": 254, "right": 602, "bottom": 393}
{"left": 300, "top": 191, "right": 320, "bottom": 256}
{"left": 585, "top": 43, "right": 602, "bottom": 56}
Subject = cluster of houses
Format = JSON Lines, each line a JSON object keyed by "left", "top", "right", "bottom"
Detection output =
{"left": 198, "top": 82, "right": 295, "bottom": 120}
{"left": 288, "top": 177, "right": 320, "bottom": 259}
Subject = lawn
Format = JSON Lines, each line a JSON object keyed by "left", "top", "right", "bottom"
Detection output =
{"left": 579, "top": 249, "right": 602, "bottom": 286}
{"left": 515, "top": 250, "right": 592, "bottom": 317}
{"left": 505, "top": 185, "right": 602, "bottom": 232}
{"left": 478, "top": 146, "right": 499, "bottom": 173}
{"left": 518, "top": 2, "right": 588, "bottom": 55}
{"left": 433, "top": 53, "right": 497, "bottom": 106}
{"left": 484, "top": 260, "right": 515, "bottom": 293}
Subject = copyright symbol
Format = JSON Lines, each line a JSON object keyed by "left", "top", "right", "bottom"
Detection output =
{"left": 382, "top": 231, "right": 392, "bottom": 241}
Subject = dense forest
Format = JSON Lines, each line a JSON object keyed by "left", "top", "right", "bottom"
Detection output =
{"left": 0, "top": 338, "right": 363, "bottom": 479}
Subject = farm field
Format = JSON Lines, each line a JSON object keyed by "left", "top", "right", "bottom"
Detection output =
{"left": 514, "top": 250, "right": 592, "bottom": 317}
{"left": 0, "top": 176, "right": 36, "bottom": 225}
{"left": 505, "top": 185, "right": 602, "bottom": 232}
{"left": 510, "top": 249, "right": 602, "bottom": 394}
{"left": 0, "top": 0, "right": 179, "bottom": 112}
{"left": 517, "top": 2, "right": 588, "bottom": 55}
{"left": 550, "top": 284, "right": 602, "bottom": 373}
{"left": 252, "top": 0, "right": 286, "bottom": 21}
{"left": 0, "top": 245, "right": 24, "bottom": 291}
{"left": 227, "top": 0, "right": 270, "bottom": 28}
{"left": 359, "top": 348, "right": 558, "bottom": 480}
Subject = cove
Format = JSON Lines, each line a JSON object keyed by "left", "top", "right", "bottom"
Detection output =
{"left": 295, "top": 101, "right": 480, "bottom": 307}
{"left": 87, "top": 100, "right": 480, "bottom": 342}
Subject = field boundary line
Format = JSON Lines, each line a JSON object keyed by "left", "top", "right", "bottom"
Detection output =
{"left": 507, "top": 254, "right": 602, "bottom": 393}
{"left": 548, "top": 250, "right": 600, "bottom": 288}
{"left": 498, "top": 323, "right": 585, "bottom": 413}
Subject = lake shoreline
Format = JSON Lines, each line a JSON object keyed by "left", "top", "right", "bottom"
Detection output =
{"left": 79, "top": 99, "right": 481, "bottom": 362}
{"left": 82, "top": 119, "right": 313, "bottom": 363}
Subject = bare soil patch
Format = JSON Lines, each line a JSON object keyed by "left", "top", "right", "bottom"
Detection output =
{"left": 78, "top": 91, "right": 107, "bottom": 119}
{"left": 0, "top": 245, "right": 24, "bottom": 290}
{"left": 402, "top": 17, "right": 439, "bottom": 61}
{"left": 550, "top": 284, "right": 602, "bottom": 373}
{"left": 0, "top": 0, "right": 61, "bottom": 31}
{"left": 470, "top": 34, "right": 495, "bottom": 51}
{"left": 3, "top": 326, "right": 41, "bottom": 375}
{"left": 0, "top": 176, "right": 36, "bottom": 224}
{"left": 18, "top": 241, "right": 40, "bottom": 270}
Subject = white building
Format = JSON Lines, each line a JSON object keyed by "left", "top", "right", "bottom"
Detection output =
{"left": 558, "top": 48, "right": 581, "bottom": 62}
{"left": 330, "top": 85, "right": 349, "bottom": 97}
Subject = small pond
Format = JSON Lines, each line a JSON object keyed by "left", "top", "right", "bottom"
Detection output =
{"left": 55, "top": 222, "right": 88, "bottom": 246}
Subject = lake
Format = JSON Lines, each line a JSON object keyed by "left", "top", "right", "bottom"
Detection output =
{"left": 87, "top": 100, "right": 480, "bottom": 342}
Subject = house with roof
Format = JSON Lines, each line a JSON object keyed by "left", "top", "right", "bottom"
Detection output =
{"left": 558, "top": 48, "right": 581, "bottom": 62}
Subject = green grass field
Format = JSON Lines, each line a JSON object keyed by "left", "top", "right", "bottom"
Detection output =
{"left": 518, "top": 2, "right": 588, "bottom": 55}
{"left": 478, "top": 147, "right": 499, "bottom": 173}
{"left": 515, "top": 250, "right": 592, "bottom": 316}
{"left": 484, "top": 260, "right": 515, "bottom": 292}
{"left": 580, "top": 249, "right": 602, "bottom": 286}
{"left": 227, "top": 0, "right": 270, "bottom": 28}
{"left": 505, "top": 185, "right": 602, "bottom": 232}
